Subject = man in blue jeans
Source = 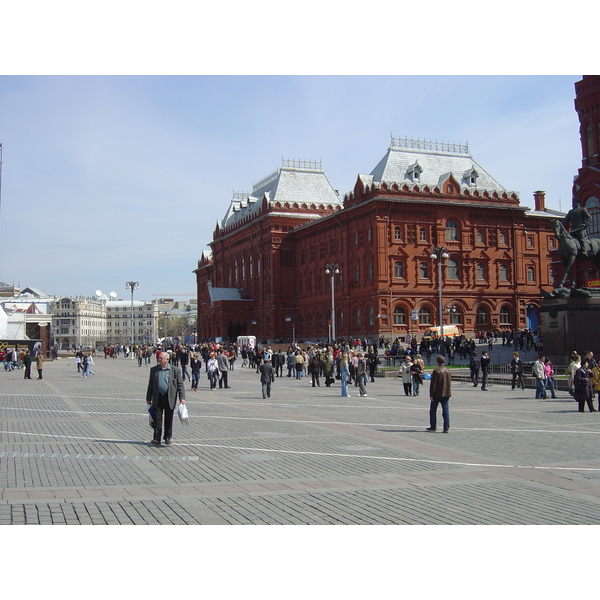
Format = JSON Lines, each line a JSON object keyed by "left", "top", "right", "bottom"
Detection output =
{"left": 532, "top": 354, "right": 547, "bottom": 399}
{"left": 427, "top": 355, "right": 452, "bottom": 433}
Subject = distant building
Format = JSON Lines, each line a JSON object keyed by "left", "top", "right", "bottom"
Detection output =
{"left": 0, "top": 287, "right": 53, "bottom": 355}
{"left": 196, "top": 141, "right": 561, "bottom": 344}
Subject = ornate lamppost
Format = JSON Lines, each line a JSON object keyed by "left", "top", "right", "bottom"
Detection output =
{"left": 429, "top": 247, "right": 449, "bottom": 339}
{"left": 325, "top": 264, "right": 340, "bottom": 343}
{"left": 125, "top": 281, "right": 139, "bottom": 346}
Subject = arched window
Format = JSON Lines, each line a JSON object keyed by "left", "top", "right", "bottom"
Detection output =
{"left": 446, "top": 258, "right": 459, "bottom": 280}
{"left": 248, "top": 255, "right": 253, "bottom": 278}
{"left": 367, "top": 263, "right": 373, "bottom": 280}
{"left": 419, "top": 306, "right": 432, "bottom": 325}
{"left": 587, "top": 125, "right": 594, "bottom": 160}
{"left": 445, "top": 219, "right": 459, "bottom": 241}
{"left": 241, "top": 257, "right": 245, "bottom": 281}
{"left": 307, "top": 313, "right": 314, "bottom": 332}
{"left": 233, "top": 260, "right": 238, "bottom": 283}
{"left": 419, "top": 262, "right": 429, "bottom": 279}
{"left": 368, "top": 306, "right": 374, "bottom": 326}
{"left": 449, "top": 306, "right": 461, "bottom": 324}
{"left": 500, "top": 306, "right": 511, "bottom": 325}
{"left": 256, "top": 256, "right": 261, "bottom": 277}
{"left": 527, "top": 266, "right": 535, "bottom": 283}
{"left": 393, "top": 306, "right": 406, "bottom": 325}
{"left": 394, "top": 261, "right": 404, "bottom": 279}
{"left": 586, "top": 196, "right": 600, "bottom": 238}
{"left": 316, "top": 312, "right": 323, "bottom": 331}
{"left": 298, "top": 315, "right": 304, "bottom": 333}
{"left": 477, "top": 306, "right": 489, "bottom": 325}
{"left": 353, "top": 265, "right": 360, "bottom": 285}
{"left": 354, "top": 307, "right": 361, "bottom": 329}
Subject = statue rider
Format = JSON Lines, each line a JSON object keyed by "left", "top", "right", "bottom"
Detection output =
{"left": 563, "top": 197, "right": 593, "bottom": 256}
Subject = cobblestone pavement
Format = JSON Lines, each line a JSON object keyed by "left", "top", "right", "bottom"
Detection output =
{"left": 2, "top": 355, "right": 600, "bottom": 524}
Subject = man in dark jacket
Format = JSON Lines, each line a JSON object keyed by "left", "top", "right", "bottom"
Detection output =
{"left": 470, "top": 351, "right": 481, "bottom": 387}
{"left": 259, "top": 359, "right": 274, "bottom": 399}
{"left": 23, "top": 350, "right": 33, "bottom": 379}
{"left": 427, "top": 355, "right": 452, "bottom": 433}
{"left": 146, "top": 351, "right": 186, "bottom": 446}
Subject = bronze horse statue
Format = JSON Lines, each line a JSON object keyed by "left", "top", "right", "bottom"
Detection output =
{"left": 550, "top": 219, "right": 600, "bottom": 290}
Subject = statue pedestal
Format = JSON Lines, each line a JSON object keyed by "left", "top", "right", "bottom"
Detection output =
{"left": 540, "top": 296, "right": 600, "bottom": 364}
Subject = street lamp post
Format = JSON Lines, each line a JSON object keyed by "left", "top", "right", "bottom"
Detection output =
{"left": 325, "top": 263, "right": 340, "bottom": 344}
{"left": 125, "top": 281, "right": 139, "bottom": 347}
{"left": 429, "top": 247, "right": 449, "bottom": 339}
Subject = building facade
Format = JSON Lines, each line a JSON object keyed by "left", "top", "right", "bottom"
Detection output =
{"left": 196, "top": 139, "right": 561, "bottom": 344}
{"left": 571, "top": 75, "right": 600, "bottom": 286}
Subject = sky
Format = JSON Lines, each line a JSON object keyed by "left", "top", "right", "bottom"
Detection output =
{"left": 0, "top": 4, "right": 595, "bottom": 305}
{"left": 0, "top": 74, "right": 585, "bottom": 300}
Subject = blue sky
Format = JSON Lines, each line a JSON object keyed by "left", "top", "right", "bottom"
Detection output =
{"left": 0, "top": 75, "right": 585, "bottom": 299}
{"left": 0, "top": 3, "right": 595, "bottom": 301}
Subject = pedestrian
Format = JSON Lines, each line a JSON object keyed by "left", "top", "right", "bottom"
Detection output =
{"left": 190, "top": 353, "right": 202, "bottom": 391}
{"left": 36, "top": 351, "right": 44, "bottom": 379}
{"left": 544, "top": 358, "right": 557, "bottom": 399}
{"left": 592, "top": 361, "right": 600, "bottom": 410}
{"left": 75, "top": 350, "right": 83, "bottom": 373}
{"left": 399, "top": 355, "right": 413, "bottom": 396}
{"left": 207, "top": 352, "right": 219, "bottom": 390}
{"left": 533, "top": 354, "right": 547, "bottom": 399}
{"left": 510, "top": 351, "right": 525, "bottom": 390}
{"left": 356, "top": 353, "right": 368, "bottom": 397}
{"left": 259, "top": 359, "right": 274, "bottom": 399}
{"left": 217, "top": 349, "right": 230, "bottom": 389}
{"left": 82, "top": 353, "right": 95, "bottom": 377}
{"left": 427, "top": 355, "right": 452, "bottom": 433}
{"left": 573, "top": 359, "right": 595, "bottom": 413}
{"left": 146, "top": 351, "right": 186, "bottom": 446}
{"left": 309, "top": 353, "right": 320, "bottom": 387}
{"left": 340, "top": 352, "right": 351, "bottom": 397}
{"left": 23, "top": 350, "right": 33, "bottom": 379}
{"left": 470, "top": 351, "right": 480, "bottom": 387}
{"left": 294, "top": 351, "right": 305, "bottom": 379}
{"left": 480, "top": 350, "right": 490, "bottom": 391}
{"left": 410, "top": 358, "right": 423, "bottom": 396}
{"left": 567, "top": 352, "right": 582, "bottom": 396}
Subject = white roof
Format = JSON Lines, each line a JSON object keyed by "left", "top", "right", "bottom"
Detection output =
{"left": 220, "top": 160, "right": 342, "bottom": 230}
{"left": 366, "top": 138, "right": 514, "bottom": 196}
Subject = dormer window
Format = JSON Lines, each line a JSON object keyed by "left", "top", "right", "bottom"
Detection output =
{"left": 406, "top": 162, "right": 423, "bottom": 182}
{"left": 463, "top": 166, "right": 479, "bottom": 187}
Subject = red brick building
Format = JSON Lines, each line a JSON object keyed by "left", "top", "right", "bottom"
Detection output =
{"left": 195, "top": 140, "right": 561, "bottom": 343}
{"left": 571, "top": 75, "right": 600, "bottom": 287}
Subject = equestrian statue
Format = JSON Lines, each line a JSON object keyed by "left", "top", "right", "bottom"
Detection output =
{"left": 549, "top": 198, "right": 600, "bottom": 297}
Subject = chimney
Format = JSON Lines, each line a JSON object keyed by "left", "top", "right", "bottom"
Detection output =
{"left": 533, "top": 190, "right": 545, "bottom": 211}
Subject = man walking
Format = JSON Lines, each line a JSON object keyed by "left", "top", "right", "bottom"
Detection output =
{"left": 427, "top": 355, "right": 452, "bottom": 433}
{"left": 480, "top": 350, "right": 490, "bottom": 391}
{"left": 259, "top": 358, "right": 275, "bottom": 399}
{"left": 533, "top": 354, "right": 547, "bottom": 399}
{"left": 217, "top": 349, "right": 230, "bottom": 389}
{"left": 146, "top": 351, "right": 186, "bottom": 446}
{"left": 470, "top": 351, "right": 480, "bottom": 387}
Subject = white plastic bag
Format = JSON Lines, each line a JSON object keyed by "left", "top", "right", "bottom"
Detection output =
{"left": 178, "top": 403, "right": 189, "bottom": 425}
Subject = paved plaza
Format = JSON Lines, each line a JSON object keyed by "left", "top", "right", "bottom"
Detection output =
{"left": 1, "top": 353, "right": 600, "bottom": 525}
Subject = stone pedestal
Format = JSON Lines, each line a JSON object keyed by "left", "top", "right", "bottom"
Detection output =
{"left": 540, "top": 296, "right": 600, "bottom": 364}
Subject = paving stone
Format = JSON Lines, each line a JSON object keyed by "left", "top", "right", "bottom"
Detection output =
{"left": 2, "top": 351, "right": 600, "bottom": 524}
